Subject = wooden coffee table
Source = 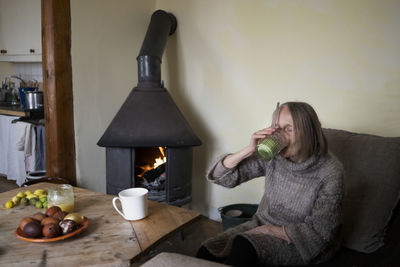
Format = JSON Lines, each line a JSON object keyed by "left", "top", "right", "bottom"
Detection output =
{"left": 0, "top": 182, "right": 201, "bottom": 266}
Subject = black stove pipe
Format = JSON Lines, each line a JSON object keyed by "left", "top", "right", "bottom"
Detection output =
{"left": 137, "top": 10, "right": 177, "bottom": 87}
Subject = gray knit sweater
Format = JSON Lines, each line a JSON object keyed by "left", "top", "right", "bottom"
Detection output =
{"left": 204, "top": 152, "right": 344, "bottom": 265}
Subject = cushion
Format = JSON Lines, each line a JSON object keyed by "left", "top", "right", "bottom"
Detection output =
{"left": 141, "top": 252, "right": 227, "bottom": 267}
{"left": 324, "top": 129, "right": 400, "bottom": 253}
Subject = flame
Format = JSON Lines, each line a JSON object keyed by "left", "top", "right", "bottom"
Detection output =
{"left": 140, "top": 165, "right": 153, "bottom": 174}
{"left": 154, "top": 147, "right": 166, "bottom": 168}
{"left": 136, "top": 147, "right": 167, "bottom": 178}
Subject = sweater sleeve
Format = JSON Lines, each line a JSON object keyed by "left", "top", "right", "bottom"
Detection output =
{"left": 206, "top": 153, "right": 267, "bottom": 188}
{"left": 284, "top": 170, "right": 344, "bottom": 263}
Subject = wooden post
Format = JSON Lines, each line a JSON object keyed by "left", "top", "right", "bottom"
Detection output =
{"left": 41, "top": 0, "right": 76, "bottom": 185}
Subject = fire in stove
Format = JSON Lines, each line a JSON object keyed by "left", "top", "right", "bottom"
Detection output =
{"left": 135, "top": 147, "right": 167, "bottom": 200}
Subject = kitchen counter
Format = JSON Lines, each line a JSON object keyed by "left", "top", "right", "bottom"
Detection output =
{"left": 0, "top": 103, "right": 29, "bottom": 116}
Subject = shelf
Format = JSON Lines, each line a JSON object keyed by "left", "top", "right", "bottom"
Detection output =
{"left": 0, "top": 107, "right": 29, "bottom": 117}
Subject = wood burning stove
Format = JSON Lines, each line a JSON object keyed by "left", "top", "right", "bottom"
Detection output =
{"left": 97, "top": 10, "right": 201, "bottom": 206}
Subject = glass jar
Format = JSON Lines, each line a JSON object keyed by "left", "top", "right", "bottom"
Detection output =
{"left": 256, "top": 130, "right": 288, "bottom": 161}
{"left": 47, "top": 184, "right": 74, "bottom": 212}
{"left": 9, "top": 82, "right": 20, "bottom": 105}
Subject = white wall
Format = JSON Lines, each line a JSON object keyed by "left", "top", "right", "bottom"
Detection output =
{"left": 70, "top": 0, "right": 156, "bottom": 192}
{"left": 156, "top": 0, "right": 400, "bottom": 219}
{"left": 71, "top": 0, "right": 400, "bottom": 220}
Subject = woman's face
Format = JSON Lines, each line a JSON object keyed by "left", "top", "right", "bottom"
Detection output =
{"left": 276, "top": 105, "right": 302, "bottom": 162}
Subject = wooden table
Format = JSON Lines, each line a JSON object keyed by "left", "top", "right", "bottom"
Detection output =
{"left": 0, "top": 183, "right": 201, "bottom": 266}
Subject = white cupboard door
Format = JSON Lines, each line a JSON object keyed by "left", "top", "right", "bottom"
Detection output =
{"left": 0, "top": 0, "right": 41, "bottom": 61}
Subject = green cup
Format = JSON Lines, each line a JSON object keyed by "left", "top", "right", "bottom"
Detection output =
{"left": 256, "top": 130, "right": 288, "bottom": 161}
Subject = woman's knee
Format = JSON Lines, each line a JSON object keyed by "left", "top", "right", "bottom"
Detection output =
{"left": 196, "top": 245, "right": 226, "bottom": 263}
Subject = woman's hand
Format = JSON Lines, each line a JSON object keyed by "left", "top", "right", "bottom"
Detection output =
{"left": 246, "top": 225, "right": 291, "bottom": 244}
{"left": 249, "top": 127, "right": 277, "bottom": 152}
{"left": 222, "top": 127, "right": 277, "bottom": 169}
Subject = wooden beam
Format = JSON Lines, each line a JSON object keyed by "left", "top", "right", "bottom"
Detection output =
{"left": 41, "top": 0, "right": 76, "bottom": 185}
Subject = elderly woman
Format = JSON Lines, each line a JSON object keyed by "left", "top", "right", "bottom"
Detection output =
{"left": 197, "top": 102, "right": 344, "bottom": 266}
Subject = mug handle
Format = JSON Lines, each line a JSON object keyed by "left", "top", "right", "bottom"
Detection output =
{"left": 112, "top": 197, "right": 126, "bottom": 219}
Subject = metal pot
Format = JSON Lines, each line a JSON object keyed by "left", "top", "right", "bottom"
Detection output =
{"left": 25, "top": 91, "right": 44, "bottom": 110}
{"left": 19, "top": 87, "right": 37, "bottom": 109}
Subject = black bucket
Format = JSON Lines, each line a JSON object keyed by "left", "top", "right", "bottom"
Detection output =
{"left": 219, "top": 203, "right": 258, "bottom": 231}
{"left": 26, "top": 170, "right": 46, "bottom": 182}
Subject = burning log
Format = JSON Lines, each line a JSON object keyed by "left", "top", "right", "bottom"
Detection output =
{"left": 142, "top": 163, "right": 165, "bottom": 183}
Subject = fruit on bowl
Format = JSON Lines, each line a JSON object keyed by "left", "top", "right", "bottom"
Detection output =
{"left": 45, "top": 206, "right": 61, "bottom": 217}
{"left": 32, "top": 212, "right": 46, "bottom": 222}
{"left": 53, "top": 210, "right": 68, "bottom": 221}
{"left": 42, "top": 223, "right": 60, "bottom": 238}
{"left": 59, "top": 220, "right": 77, "bottom": 234}
{"left": 19, "top": 217, "right": 39, "bottom": 232}
{"left": 41, "top": 216, "right": 60, "bottom": 226}
{"left": 23, "top": 221, "right": 42, "bottom": 238}
{"left": 18, "top": 206, "right": 85, "bottom": 239}
{"left": 64, "top": 213, "right": 84, "bottom": 224}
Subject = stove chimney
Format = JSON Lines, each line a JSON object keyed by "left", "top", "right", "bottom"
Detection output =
{"left": 137, "top": 10, "right": 177, "bottom": 87}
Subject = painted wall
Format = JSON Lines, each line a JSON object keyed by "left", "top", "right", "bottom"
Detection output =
{"left": 70, "top": 0, "right": 156, "bottom": 192}
{"left": 71, "top": 0, "right": 400, "bottom": 220}
{"left": 0, "top": 62, "right": 13, "bottom": 81}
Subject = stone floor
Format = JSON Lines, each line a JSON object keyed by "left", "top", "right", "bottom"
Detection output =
{"left": 0, "top": 177, "right": 223, "bottom": 266}
{"left": 0, "top": 176, "right": 19, "bottom": 193}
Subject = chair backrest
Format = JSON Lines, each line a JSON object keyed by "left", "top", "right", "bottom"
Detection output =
{"left": 22, "top": 177, "right": 70, "bottom": 187}
{"left": 323, "top": 128, "right": 400, "bottom": 253}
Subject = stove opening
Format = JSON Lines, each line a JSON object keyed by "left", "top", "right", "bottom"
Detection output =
{"left": 135, "top": 147, "right": 167, "bottom": 202}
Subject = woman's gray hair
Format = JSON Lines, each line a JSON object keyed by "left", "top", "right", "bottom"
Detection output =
{"left": 283, "top": 102, "right": 328, "bottom": 159}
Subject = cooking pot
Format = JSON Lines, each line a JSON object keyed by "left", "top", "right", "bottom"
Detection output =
{"left": 19, "top": 87, "right": 37, "bottom": 109}
{"left": 25, "top": 91, "right": 44, "bottom": 111}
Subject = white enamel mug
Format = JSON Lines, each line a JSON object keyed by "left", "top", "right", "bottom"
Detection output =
{"left": 112, "top": 188, "right": 148, "bottom": 220}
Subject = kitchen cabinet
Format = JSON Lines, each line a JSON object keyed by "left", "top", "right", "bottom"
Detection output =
{"left": 0, "top": 0, "right": 42, "bottom": 62}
